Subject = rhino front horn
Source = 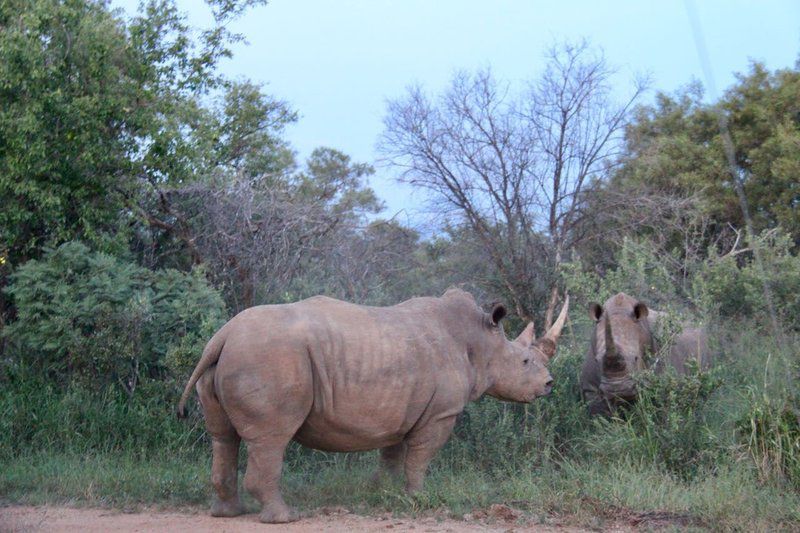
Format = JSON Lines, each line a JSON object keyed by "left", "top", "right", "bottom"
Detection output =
{"left": 602, "top": 314, "right": 625, "bottom": 373}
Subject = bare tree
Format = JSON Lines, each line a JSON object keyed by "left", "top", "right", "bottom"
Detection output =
{"left": 298, "top": 219, "right": 421, "bottom": 305}
{"left": 138, "top": 147, "right": 382, "bottom": 312}
{"left": 380, "top": 41, "right": 647, "bottom": 327}
{"left": 174, "top": 178, "right": 342, "bottom": 311}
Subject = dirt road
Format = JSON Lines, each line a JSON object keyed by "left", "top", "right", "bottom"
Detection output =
{"left": 0, "top": 505, "right": 605, "bottom": 532}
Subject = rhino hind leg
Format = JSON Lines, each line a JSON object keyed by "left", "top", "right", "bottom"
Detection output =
{"left": 233, "top": 377, "right": 311, "bottom": 523}
{"left": 197, "top": 368, "right": 244, "bottom": 518}
{"left": 243, "top": 436, "right": 298, "bottom": 523}
{"left": 403, "top": 416, "right": 458, "bottom": 494}
{"left": 209, "top": 436, "right": 244, "bottom": 517}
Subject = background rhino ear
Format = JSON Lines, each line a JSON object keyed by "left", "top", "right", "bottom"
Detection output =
{"left": 490, "top": 302, "right": 507, "bottom": 326}
{"left": 589, "top": 302, "right": 603, "bottom": 322}
{"left": 633, "top": 302, "right": 649, "bottom": 321}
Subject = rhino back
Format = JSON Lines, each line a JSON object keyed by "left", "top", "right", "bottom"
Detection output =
{"left": 667, "top": 327, "right": 710, "bottom": 375}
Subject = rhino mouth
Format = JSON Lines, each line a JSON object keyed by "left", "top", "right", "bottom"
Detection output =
{"left": 600, "top": 377, "right": 636, "bottom": 400}
{"left": 512, "top": 389, "right": 552, "bottom": 403}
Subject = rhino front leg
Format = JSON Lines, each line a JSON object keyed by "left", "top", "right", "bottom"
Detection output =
{"left": 371, "top": 442, "right": 407, "bottom": 484}
{"left": 403, "top": 416, "right": 457, "bottom": 493}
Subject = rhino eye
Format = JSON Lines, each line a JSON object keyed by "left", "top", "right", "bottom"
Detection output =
{"left": 523, "top": 358, "right": 530, "bottom": 365}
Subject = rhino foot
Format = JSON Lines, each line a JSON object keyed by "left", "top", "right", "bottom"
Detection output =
{"left": 259, "top": 504, "right": 299, "bottom": 524}
{"left": 210, "top": 497, "right": 244, "bottom": 517}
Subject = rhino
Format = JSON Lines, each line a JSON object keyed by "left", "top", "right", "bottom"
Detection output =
{"left": 177, "top": 288, "right": 569, "bottom": 523}
{"left": 580, "top": 292, "right": 709, "bottom": 416}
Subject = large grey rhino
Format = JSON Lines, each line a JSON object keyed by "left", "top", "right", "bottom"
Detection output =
{"left": 177, "top": 288, "right": 569, "bottom": 523}
{"left": 580, "top": 292, "right": 709, "bottom": 416}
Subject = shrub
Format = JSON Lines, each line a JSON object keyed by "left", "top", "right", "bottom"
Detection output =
{"left": 0, "top": 369, "right": 208, "bottom": 460}
{"left": 562, "top": 237, "right": 682, "bottom": 312}
{"left": 588, "top": 361, "right": 723, "bottom": 479}
{"left": 3, "top": 241, "right": 227, "bottom": 392}
{"left": 693, "top": 229, "right": 800, "bottom": 329}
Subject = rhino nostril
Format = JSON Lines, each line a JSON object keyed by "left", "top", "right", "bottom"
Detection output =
{"left": 545, "top": 379, "right": 554, "bottom": 388}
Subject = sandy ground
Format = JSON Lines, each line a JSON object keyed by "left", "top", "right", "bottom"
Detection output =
{"left": 0, "top": 504, "right": 608, "bottom": 533}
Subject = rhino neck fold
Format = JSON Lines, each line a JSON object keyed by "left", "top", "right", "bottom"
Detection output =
{"left": 439, "top": 294, "right": 494, "bottom": 402}
{"left": 467, "top": 346, "right": 494, "bottom": 401}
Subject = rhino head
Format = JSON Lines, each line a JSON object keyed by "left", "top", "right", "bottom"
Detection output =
{"left": 588, "top": 293, "right": 654, "bottom": 403}
{"left": 483, "top": 296, "right": 569, "bottom": 402}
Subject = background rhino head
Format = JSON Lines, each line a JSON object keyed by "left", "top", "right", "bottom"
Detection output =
{"left": 588, "top": 293, "right": 655, "bottom": 404}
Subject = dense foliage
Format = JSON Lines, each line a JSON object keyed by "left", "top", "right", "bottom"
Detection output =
{"left": 4, "top": 241, "right": 226, "bottom": 392}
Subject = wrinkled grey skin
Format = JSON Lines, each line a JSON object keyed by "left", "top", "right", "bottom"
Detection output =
{"left": 580, "top": 292, "right": 709, "bottom": 416}
{"left": 178, "top": 289, "right": 569, "bottom": 523}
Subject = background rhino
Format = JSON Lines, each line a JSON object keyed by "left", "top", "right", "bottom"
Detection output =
{"left": 178, "top": 288, "right": 569, "bottom": 523}
{"left": 580, "top": 292, "right": 709, "bottom": 416}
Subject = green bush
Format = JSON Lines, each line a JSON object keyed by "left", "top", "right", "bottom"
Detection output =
{"left": 587, "top": 361, "right": 723, "bottom": 479}
{"left": 693, "top": 229, "right": 800, "bottom": 329}
{"left": 562, "top": 237, "right": 682, "bottom": 312}
{"left": 3, "top": 241, "right": 227, "bottom": 391}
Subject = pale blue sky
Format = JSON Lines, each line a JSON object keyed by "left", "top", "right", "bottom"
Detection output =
{"left": 114, "top": 0, "right": 800, "bottom": 222}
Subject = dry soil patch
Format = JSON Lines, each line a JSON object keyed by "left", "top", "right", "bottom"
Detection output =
{"left": 0, "top": 504, "right": 619, "bottom": 532}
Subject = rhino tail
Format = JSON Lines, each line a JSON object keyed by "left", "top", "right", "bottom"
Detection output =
{"left": 177, "top": 326, "right": 228, "bottom": 419}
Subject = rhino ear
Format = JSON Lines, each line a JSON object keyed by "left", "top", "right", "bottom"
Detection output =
{"left": 589, "top": 302, "right": 603, "bottom": 322}
{"left": 633, "top": 302, "right": 649, "bottom": 321}
{"left": 490, "top": 302, "right": 507, "bottom": 326}
{"left": 515, "top": 322, "right": 535, "bottom": 347}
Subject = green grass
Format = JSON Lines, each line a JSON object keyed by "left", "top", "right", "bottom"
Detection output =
{"left": 0, "top": 452, "right": 209, "bottom": 509}
{"left": 3, "top": 450, "right": 800, "bottom": 531}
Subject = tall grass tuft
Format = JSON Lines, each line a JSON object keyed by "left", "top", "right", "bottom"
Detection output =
{"left": 740, "top": 389, "right": 800, "bottom": 488}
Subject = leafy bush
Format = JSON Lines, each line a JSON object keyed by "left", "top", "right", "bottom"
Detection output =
{"left": 3, "top": 242, "right": 227, "bottom": 391}
{"left": 692, "top": 229, "right": 800, "bottom": 329}
{"left": 562, "top": 236, "right": 682, "bottom": 312}
{"left": 589, "top": 361, "right": 723, "bottom": 478}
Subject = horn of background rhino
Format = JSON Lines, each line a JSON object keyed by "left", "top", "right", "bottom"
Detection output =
{"left": 602, "top": 314, "right": 625, "bottom": 373}
{"left": 545, "top": 295, "right": 569, "bottom": 340}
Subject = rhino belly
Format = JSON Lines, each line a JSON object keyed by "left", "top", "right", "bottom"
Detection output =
{"left": 292, "top": 380, "right": 434, "bottom": 452}
{"left": 293, "top": 418, "right": 405, "bottom": 452}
